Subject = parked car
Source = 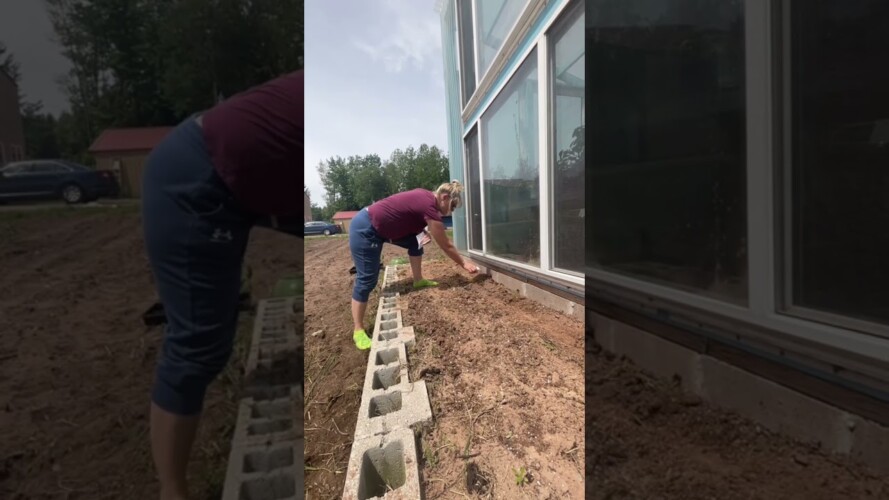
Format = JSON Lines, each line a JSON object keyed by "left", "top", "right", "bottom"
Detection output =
{"left": 0, "top": 160, "right": 120, "bottom": 204}
{"left": 304, "top": 220, "right": 341, "bottom": 236}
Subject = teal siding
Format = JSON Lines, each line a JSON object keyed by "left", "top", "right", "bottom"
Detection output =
{"left": 440, "top": 0, "right": 468, "bottom": 251}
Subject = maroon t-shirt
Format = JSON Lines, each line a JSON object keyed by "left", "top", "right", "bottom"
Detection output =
{"left": 202, "top": 71, "right": 303, "bottom": 216}
{"left": 368, "top": 189, "right": 442, "bottom": 241}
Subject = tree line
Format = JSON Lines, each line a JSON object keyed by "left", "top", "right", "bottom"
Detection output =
{"left": 309, "top": 144, "right": 449, "bottom": 221}
{"left": 2, "top": 0, "right": 303, "bottom": 164}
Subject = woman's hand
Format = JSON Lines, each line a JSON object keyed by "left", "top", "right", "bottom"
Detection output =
{"left": 462, "top": 259, "right": 478, "bottom": 274}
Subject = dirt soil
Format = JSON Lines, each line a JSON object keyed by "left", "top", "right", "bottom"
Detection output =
{"left": 303, "top": 237, "right": 585, "bottom": 499}
{"left": 584, "top": 339, "right": 889, "bottom": 499}
{"left": 0, "top": 207, "right": 302, "bottom": 500}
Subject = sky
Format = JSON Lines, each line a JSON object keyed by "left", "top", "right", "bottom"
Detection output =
{"left": 305, "top": 0, "right": 449, "bottom": 207}
{"left": 0, "top": 1, "right": 71, "bottom": 115}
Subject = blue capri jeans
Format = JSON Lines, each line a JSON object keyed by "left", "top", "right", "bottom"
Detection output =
{"left": 349, "top": 208, "right": 423, "bottom": 302}
{"left": 142, "top": 116, "right": 256, "bottom": 416}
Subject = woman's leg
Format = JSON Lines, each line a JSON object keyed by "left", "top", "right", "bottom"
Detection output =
{"left": 142, "top": 118, "right": 254, "bottom": 499}
{"left": 348, "top": 210, "right": 383, "bottom": 347}
{"left": 392, "top": 236, "right": 437, "bottom": 288}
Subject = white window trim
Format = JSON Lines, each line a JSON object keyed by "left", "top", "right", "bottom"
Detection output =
{"left": 585, "top": 0, "right": 889, "bottom": 370}
{"left": 471, "top": 248, "right": 584, "bottom": 286}
{"left": 547, "top": 0, "right": 584, "bottom": 279}
{"left": 538, "top": 34, "right": 551, "bottom": 274}
{"left": 470, "top": 0, "right": 481, "bottom": 89}
{"left": 451, "top": 0, "right": 465, "bottom": 111}
{"left": 477, "top": 122, "right": 488, "bottom": 254}
{"left": 458, "top": 0, "right": 575, "bottom": 284}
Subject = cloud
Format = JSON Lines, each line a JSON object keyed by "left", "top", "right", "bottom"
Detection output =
{"left": 353, "top": 0, "right": 442, "bottom": 73}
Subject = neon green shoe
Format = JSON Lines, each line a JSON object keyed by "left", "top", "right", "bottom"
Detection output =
{"left": 413, "top": 279, "right": 439, "bottom": 290}
{"left": 353, "top": 329, "right": 372, "bottom": 350}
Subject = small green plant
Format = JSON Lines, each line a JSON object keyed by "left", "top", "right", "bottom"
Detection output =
{"left": 542, "top": 339, "right": 557, "bottom": 352}
{"left": 422, "top": 440, "right": 438, "bottom": 468}
{"left": 513, "top": 466, "right": 528, "bottom": 486}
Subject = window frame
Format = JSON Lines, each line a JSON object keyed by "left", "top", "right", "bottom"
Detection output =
{"left": 582, "top": 0, "right": 889, "bottom": 373}
{"left": 459, "top": 0, "right": 582, "bottom": 287}
{"left": 774, "top": 0, "right": 889, "bottom": 339}
{"left": 546, "top": 0, "right": 584, "bottom": 277}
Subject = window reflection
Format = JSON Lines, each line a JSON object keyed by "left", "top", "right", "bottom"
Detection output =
{"left": 552, "top": 2, "right": 584, "bottom": 273}
{"left": 586, "top": 0, "right": 748, "bottom": 301}
{"left": 481, "top": 51, "right": 539, "bottom": 265}
{"left": 788, "top": 0, "right": 889, "bottom": 325}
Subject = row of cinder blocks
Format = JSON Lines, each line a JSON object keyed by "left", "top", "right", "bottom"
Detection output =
{"left": 223, "top": 297, "right": 304, "bottom": 500}
{"left": 343, "top": 266, "right": 431, "bottom": 500}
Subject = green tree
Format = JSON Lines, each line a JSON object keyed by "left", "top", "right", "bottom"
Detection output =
{"left": 348, "top": 154, "right": 388, "bottom": 208}
{"left": 21, "top": 101, "right": 61, "bottom": 159}
{"left": 0, "top": 41, "right": 22, "bottom": 104}
{"left": 310, "top": 204, "right": 324, "bottom": 221}
{"left": 387, "top": 144, "right": 449, "bottom": 192}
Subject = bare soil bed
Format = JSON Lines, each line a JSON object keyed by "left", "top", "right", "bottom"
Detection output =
{"left": 0, "top": 207, "right": 301, "bottom": 499}
{"left": 584, "top": 340, "right": 889, "bottom": 499}
{"left": 303, "top": 237, "right": 585, "bottom": 499}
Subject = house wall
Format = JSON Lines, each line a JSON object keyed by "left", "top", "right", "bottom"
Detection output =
{"left": 0, "top": 72, "right": 25, "bottom": 166}
{"left": 440, "top": 0, "right": 584, "bottom": 293}
{"left": 95, "top": 151, "right": 150, "bottom": 198}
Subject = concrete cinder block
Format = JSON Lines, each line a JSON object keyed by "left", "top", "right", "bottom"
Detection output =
{"left": 222, "top": 439, "right": 303, "bottom": 500}
{"left": 342, "top": 428, "right": 420, "bottom": 500}
{"left": 245, "top": 337, "right": 302, "bottom": 384}
{"left": 367, "top": 341, "right": 409, "bottom": 371}
{"left": 362, "top": 357, "right": 412, "bottom": 395}
{"left": 373, "top": 308, "right": 404, "bottom": 339}
{"left": 233, "top": 385, "right": 303, "bottom": 446}
{"left": 373, "top": 327, "right": 416, "bottom": 348}
{"left": 354, "top": 381, "right": 432, "bottom": 440}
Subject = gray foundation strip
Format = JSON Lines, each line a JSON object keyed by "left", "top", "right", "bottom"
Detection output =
{"left": 223, "top": 297, "right": 304, "bottom": 500}
{"left": 343, "top": 265, "right": 432, "bottom": 499}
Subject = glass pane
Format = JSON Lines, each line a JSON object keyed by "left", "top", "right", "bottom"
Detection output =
{"left": 458, "top": 0, "right": 476, "bottom": 105}
{"left": 587, "top": 0, "right": 747, "bottom": 302}
{"left": 465, "top": 126, "right": 483, "bottom": 251}
{"left": 475, "top": 0, "right": 527, "bottom": 79}
{"left": 481, "top": 50, "right": 539, "bottom": 265}
{"left": 789, "top": 0, "right": 889, "bottom": 325}
{"left": 551, "top": 3, "right": 585, "bottom": 273}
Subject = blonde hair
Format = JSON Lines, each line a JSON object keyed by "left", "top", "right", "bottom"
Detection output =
{"left": 435, "top": 180, "right": 464, "bottom": 208}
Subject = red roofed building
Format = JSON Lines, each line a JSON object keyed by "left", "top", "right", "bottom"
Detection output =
{"left": 88, "top": 126, "right": 174, "bottom": 198}
{"left": 331, "top": 210, "right": 360, "bottom": 233}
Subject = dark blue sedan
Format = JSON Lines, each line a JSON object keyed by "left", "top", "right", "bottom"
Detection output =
{"left": 0, "top": 160, "right": 120, "bottom": 204}
{"left": 304, "top": 220, "right": 341, "bottom": 236}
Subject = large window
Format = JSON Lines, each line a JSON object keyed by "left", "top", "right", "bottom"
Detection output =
{"left": 587, "top": 0, "right": 747, "bottom": 302}
{"left": 481, "top": 50, "right": 539, "bottom": 265}
{"left": 475, "top": 0, "right": 528, "bottom": 81}
{"left": 457, "top": 0, "right": 476, "bottom": 106}
{"left": 465, "top": 126, "right": 483, "bottom": 251}
{"left": 550, "top": 1, "right": 584, "bottom": 273}
{"left": 784, "top": 0, "right": 889, "bottom": 328}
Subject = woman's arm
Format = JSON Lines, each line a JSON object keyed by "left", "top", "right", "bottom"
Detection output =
{"left": 427, "top": 220, "right": 478, "bottom": 273}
